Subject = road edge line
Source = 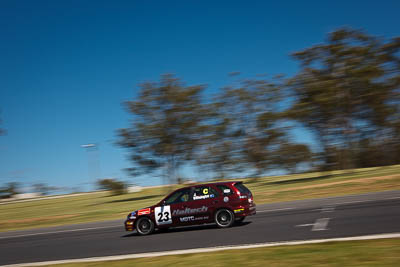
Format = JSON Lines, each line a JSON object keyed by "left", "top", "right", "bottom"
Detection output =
{"left": 4, "top": 233, "right": 400, "bottom": 267}
{"left": 0, "top": 225, "right": 122, "bottom": 240}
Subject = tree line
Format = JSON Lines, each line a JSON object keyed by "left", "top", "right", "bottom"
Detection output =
{"left": 118, "top": 28, "right": 400, "bottom": 184}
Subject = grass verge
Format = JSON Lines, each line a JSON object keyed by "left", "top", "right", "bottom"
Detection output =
{"left": 41, "top": 238, "right": 400, "bottom": 267}
{"left": 1, "top": 164, "right": 399, "bottom": 232}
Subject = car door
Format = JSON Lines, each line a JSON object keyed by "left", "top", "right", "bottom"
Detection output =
{"left": 188, "top": 185, "right": 220, "bottom": 224}
{"left": 154, "top": 187, "right": 193, "bottom": 227}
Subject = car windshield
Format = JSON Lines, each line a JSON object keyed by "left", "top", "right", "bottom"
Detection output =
{"left": 164, "top": 188, "right": 191, "bottom": 204}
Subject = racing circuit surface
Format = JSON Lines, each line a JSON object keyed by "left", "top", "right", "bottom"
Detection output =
{"left": 1, "top": 190, "right": 400, "bottom": 266}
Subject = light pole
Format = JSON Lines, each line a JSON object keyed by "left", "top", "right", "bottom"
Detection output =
{"left": 81, "top": 143, "right": 101, "bottom": 191}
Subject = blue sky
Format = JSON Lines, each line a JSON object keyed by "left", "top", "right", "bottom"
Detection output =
{"left": 1, "top": 0, "right": 399, "bottom": 192}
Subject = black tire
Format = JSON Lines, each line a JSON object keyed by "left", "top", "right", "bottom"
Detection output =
{"left": 135, "top": 217, "right": 154, "bottom": 235}
{"left": 235, "top": 216, "right": 246, "bottom": 224}
{"left": 215, "top": 209, "right": 234, "bottom": 228}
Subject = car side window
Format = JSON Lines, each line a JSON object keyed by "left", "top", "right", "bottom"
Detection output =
{"left": 216, "top": 185, "right": 233, "bottom": 195}
{"left": 193, "top": 186, "right": 218, "bottom": 200}
{"left": 164, "top": 188, "right": 191, "bottom": 205}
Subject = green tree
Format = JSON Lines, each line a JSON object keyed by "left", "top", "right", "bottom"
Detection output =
{"left": 97, "top": 179, "right": 127, "bottom": 195}
{"left": 117, "top": 74, "right": 207, "bottom": 184}
{"left": 199, "top": 76, "right": 299, "bottom": 178}
{"left": 195, "top": 100, "right": 242, "bottom": 179}
{"left": 289, "top": 28, "right": 400, "bottom": 170}
{"left": 277, "top": 143, "right": 313, "bottom": 174}
{"left": 0, "top": 182, "right": 20, "bottom": 199}
{"left": 33, "top": 183, "right": 56, "bottom": 195}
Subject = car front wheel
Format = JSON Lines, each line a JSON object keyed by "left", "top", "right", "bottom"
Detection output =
{"left": 215, "top": 209, "right": 234, "bottom": 228}
{"left": 135, "top": 217, "right": 154, "bottom": 235}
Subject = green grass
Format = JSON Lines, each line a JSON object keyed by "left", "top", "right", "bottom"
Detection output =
{"left": 1, "top": 164, "right": 399, "bottom": 232}
{"left": 41, "top": 238, "right": 400, "bottom": 267}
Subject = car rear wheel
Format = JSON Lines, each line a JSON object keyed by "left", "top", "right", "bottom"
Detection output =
{"left": 136, "top": 217, "right": 154, "bottom": 235}
{"left": 215, "top": 209, "right": 234, "bottom": 228}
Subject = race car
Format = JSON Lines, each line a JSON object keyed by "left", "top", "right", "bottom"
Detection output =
{"left": 124, "top": 181, "right": 256, "bottom": 235}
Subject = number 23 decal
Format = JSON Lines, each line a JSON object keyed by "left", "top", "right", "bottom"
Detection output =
{"left": 158, "top": 211, "right": 169, "bottom": 222}
{"left": 154, "top": 205, "right": 172, "bottom": 225}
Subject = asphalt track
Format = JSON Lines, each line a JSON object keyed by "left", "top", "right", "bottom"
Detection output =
{"left": 1, "top": 190, "right": 400, "bottom": 266}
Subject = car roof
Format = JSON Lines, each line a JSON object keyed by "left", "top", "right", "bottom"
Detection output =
{"left": 202, "top": 181, "right": 242, "bottom": 186}
{"left": 159, "top": 181, "right": 243, "bottom": 203}
{"left": 179, "top": 181, "right": 242, "bottom": 190}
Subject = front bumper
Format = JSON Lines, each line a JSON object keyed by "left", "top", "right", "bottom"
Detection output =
{"left": 124, "top": 219, "right": 135, "bottom": 231}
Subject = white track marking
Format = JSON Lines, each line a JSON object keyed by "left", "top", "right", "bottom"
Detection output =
{"left": 335, "top": 200, "right": 366, "bottom": 205}
{"left": 312, "top": 218, "right": 330, "bottom": 231}
{"left": 295, "top": 223, "right": 314, "bottom": 227}
{"left": 334, "top": 196, "right": 400, "bottom": 205}
{"left": 312, "top": 206, "right": 335, "bottom": 212}
{"left": 259, "top": 195, "right": 400, "bottom": 214}
{"left": 3, "top": 233, "right": 400, "bottom": 267}
{"left": 0, "top": 225, "right": 121, "bottom": 240}
{"left": 321, "top": 206, "right": 335, "bottom": 213}
{"left": 296, "top": 218, "right": 330, "bottom": 231}
{"left": 257, "top": 208, "right": 294, "bottom": 213}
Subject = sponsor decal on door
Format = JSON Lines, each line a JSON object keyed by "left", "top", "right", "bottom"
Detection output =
{"left": 172, "top": 206, "right": 208, "bottom": 216}
{"left": 179, "top": 216, "right": 209, "bottom": 222}
{"left": 155, "top": 205, "right": 172, "bottom": 225}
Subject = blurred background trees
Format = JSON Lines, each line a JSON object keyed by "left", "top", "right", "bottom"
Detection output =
{"left": 97, "top": 178, "right": 127, "bottom": 195}
{"left": 0, "top": 182, "right": 19, "bottom": 199}
{"left": 117, "top": 74, "right": 208, "bottom": 184}
{"left": 119, "top": 28, "right": 400, "bottom": 182}
{"left": 197, "top": 77, "right": 309, "bottom": 179}
{"left": 33, "top": 183, "right": 56, "bottom": 196}
{"left": 289, "top": 28, "right": 400, "bottom": 170}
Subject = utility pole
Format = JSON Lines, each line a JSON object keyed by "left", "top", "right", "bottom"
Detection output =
{"left": 81, "top": 143, "right": 101, "bottom": 191}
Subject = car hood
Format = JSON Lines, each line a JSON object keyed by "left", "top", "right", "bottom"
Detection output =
{"left": 128, "top": 204, "right": 157, "bottom": 218}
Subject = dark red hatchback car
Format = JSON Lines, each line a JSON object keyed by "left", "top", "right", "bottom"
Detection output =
{"left": 125, "top": 181, "right": 256, "bottom": 235}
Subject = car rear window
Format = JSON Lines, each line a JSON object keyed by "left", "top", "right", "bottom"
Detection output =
{"left": 216, "top": 185, "right": 233, "bottom": 195}
{"left": 234, "top": 183, "right": 252, "bottom": 195}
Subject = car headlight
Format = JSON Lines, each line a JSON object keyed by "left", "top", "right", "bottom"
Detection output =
{"left": 127, "top": 211, "right": 137, "bottom": 219}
